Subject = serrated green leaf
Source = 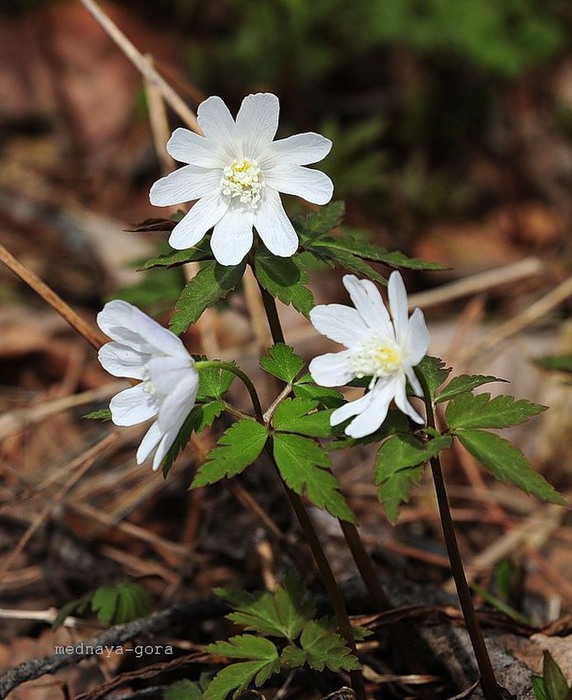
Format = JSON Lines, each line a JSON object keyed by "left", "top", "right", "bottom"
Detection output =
{"left": 259, "top": 343, "right": 305, "bottom": 383}
{"left": 542, "top": 650, "right": 570, "bottom": 700}
{"left": 296, "top": 201, "right": 345, "bottom": 237}
{"left": 91, "top": 582, "right": 150, "bottom": 626}
{"left": 162, "top": 402, "right": 224, "bottom": 478}
{"left": 254, "top": 247, "right": 315, "bottom": 316}
{"left": 273, "top": 398, "right": 335, "bottom": 438}
{"left": 170, "top": 260, "right": 245, "bottom": 334}
{"left": 446, "top": 392, "right": 547, "bottom": 430}
{"left": 191, "top": 420, "right": 268, "bottom": 488}
{"left": 435, "top": 374, "right": 507, "bottom": 404}
{"left": 293, "top": 375, "right": 344, "bottom": 408}
{"left": 303, "top": 237, "right": 386, "bottom": 284}
{"left": 83, "top": 408, "right": 112, "bottom": 421}
{"left": 216, "top": 572, "right": 315, "bottom": 641}
{"left": 272, "top": 433, "right": 356, "bottom": 522}
{"left": 196, "top": 363, "right": 236, "bottom": 401}
{"left": 52, "top": 593, "right": 92, "bottom": 630}
{"left": 415, "top": 356, "right": 451, "bottom": 403}
{"left": 455, "top": 429, "right": 567, "bottom": 506}
{"left": 204, "top": 636, "right": 280, "bottom": 700}
{"left": 163, "top": 679, "right": 203, "bottom": 700}
{"left": 140, "top": 239, "right": 213, "bottom": 269}
{"left": 281, "top": 619, "right": 360, "bottom": 673}
{"left": 374, "top": 433, "right": 452, "bottom": 523}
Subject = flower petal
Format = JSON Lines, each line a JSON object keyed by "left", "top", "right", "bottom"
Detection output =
{"left": 393, "top": 373, "right": 424, "bottom": 424}
{"left": 151, "top": 432, "right": 174, "bottom": 471}
{"left": 262, "top": 132, "right": 332, "bottom": 167}
{"left": 406, "top": 308, "right": 430, "bottom": 365}
{"left": 110, "top": 384, "right": 158, "bottom": 426}
{"left": 309, "top": 350, "right": 354, "bottom": 387}
{"left": 98, "top": 342, "right": 146, "bottom": 380}
{"left": 166, "top": 127, "right": 227, "bottom": 168}
{"left": 150, "top": 165, "right": 221, "bottom": 206}
{"left": 342, "top": 275, "right": 392, "bottom": 334}
{"left": 404, "top": 365, "right": 423, "bottom": 397}
{"left": 136, "top": 421, "right": 163, "bottom": 465}
{"left": 157, "top": 368, "right": 199, "bottom": 432}
{"left": 265, "top": 165, "right": 333, "bottom": 205}
{"left": 147, "top": 356, "right": 196, "bottom": 395}
{"left": 388, "top": 271, "right": 409, "bottom": 342}
{"left": 309, "top": 304, "right": 370, "bottom": 347}
{"left": 253, "top": 189, "right": 298, "bottom": 257}
{"left": 344, "top": 380, "right": 397, "bottom": 437}
{"left": 168, "top": 193, "right": 228, "bottom": 250}
{"left": 210, "top": 207, "right": 254, "bottom": 265}
{"left": 236, "top": 93, "right": 280, "bottom": 156}
{"left": 330, "top": 391, "right": 374, "bottom": 426}
{"left": 196, "top": 96, "right": 238, "bottom": 154}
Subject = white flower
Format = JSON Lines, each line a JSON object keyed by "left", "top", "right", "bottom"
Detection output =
{"left": 309, "top": 272, "right": 430, "bottom": 438}
{"left": 149, "top": 92, "right": 333, "bottom": 266}
{"left": 97, "top": 300, "right": 199, "bottom": 470}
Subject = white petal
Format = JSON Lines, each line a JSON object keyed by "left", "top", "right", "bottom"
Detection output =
{"left": 147, "top": 356, "right": 196, "bottom": 395}
{"left": 344, "top": 380, "right": 396, "bottom": 437}
{"left": 309, "top": 350, "right": 354, "bottom": 387}
{"left": 166, "top": 127, "right": 226, "bottom": 168}
{"left": 388, "top": 272, "right": 409, "bottom": 342}
{"left": 151, "top": 432, "right": 173, "bottom": 470}
{"left": 309, "top": 304, "right": 370, "bottom": 347}
{"left": 406, "top": 308, "right": 430, "bottom": 365}
{"left": 136, "top": 421, "right": 163, "bottom": 465}
{"left": 236, "top": 93, "right": 280, "bottom": 155}
{"left": 404, "top": 365, "right": 423, "bottom": 397}
{"left": 211, "top": 207, "right": 254, "bottom": 265}
{"left": 265, "top": 165, "right": 333, "bottom": 205}
{"left": 262, "top": 132, "right": 332, "bottom": 167}
{"left": 393, "top": 374, "right": 424, "bottom": 424}
{"left": 98, "top": 342, "right": 146, "bottom": 380}
{"left": 196, "top": 96, "right": 239, "bottom": 155}
{"left": 157, "top": 368, "right": 199, "bottom": 432}
{"left": 342, "top": 275, "right": 392, "bottom": 335}
{"left": 110, "top": 384, "right": 158, "bottom": 426}
{"left": 149, "top": 165, "right": 220, "bottom": 206}
{"left": 330, "top": 391, "right": 374, "bottom": 426}
{"left": 253, "top": 189, "right": 298, "bottom": 257}
{"left": 168, "top": 193, "right": 227, "bottom": 250}
{"left": 98, "top": 300, "right": 140, "bottom": 340}
{"left": 130, "top": 309, "right": 190, "bottom": 358}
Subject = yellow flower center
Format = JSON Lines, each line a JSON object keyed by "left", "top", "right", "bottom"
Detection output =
{"left": 350, "top": 338, "right": 402, "bottom": 380}
{"left": 220, "top": 158, "right": 264, "bottom": 207}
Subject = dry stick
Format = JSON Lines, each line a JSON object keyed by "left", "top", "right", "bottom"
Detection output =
{"left": 417, "top": 371, "right": 502, "bottom": 700}
{"left": 0, "top": 243, "right": 106, "bottom": 350}
{"left": 77, "top": 0, "right": 200, "bottom": 133}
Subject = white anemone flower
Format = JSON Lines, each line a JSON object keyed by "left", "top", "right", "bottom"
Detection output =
{"left": 149, "top": 92, "right": 333, "bottom": 266}
{"left": 309, "top": 272, "right": 430, "bottom": 438}
{"left": 97, "top": 300, "right": 199, "bottom": 470}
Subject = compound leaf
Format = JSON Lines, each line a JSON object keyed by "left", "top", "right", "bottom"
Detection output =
{"left": 446, "top": 392, "right": 547, "bottom": 430}
{"left": 273, "top": 398, "right": 335, "bottom": 438}
{"left": 435, "top": 374, "right": 507, "bottom": 404}
{"left": 254, "top": 248, "right": 314, "bottom": 316}
{"left": 191, "top": 420, "right": 268, "bottom": 488}
{"left": 281, "top": 619, "right": 360, "bottom": 673}
{"left": 259, "top": 343, "right": 305, "bottom": 384}
{"left": 91, "top": 582, "right": 150, "bottom": 626}
{"left": 415, "top": 356, "right": 451, "bottom": 403}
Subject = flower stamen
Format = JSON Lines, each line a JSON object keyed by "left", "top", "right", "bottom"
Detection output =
{"left": 350, "top": 338, "right": 402, "bottom": 381}
{"left": 220, "top": 158, "right": 264, "bottom": 207}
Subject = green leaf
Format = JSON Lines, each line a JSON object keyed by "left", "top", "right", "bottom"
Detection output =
{"left": 534, "top": 354, "right": 572, "bottom": 375}
{"left": 272, "top": 433, "right": 356, "bottom": 522}
{"left": 163, "top": 679, "right": 203, "bottom": 700}
{"left": 83, "top": 408, "right": 112, "bottom": 421}
{"left": 140, "top": 240, "right": 213, "bottom": 269}
{"left": 281, "top": 619, "right": 360, "bottom": 673}
{"left": 542, "top": 650, "right": 571, "bottom": 700}
{"left": 533, "top": 675, "right": 549, "bottom": 700}
{"left": 374, "top": 433, "right": 452, "bottom": 523}
{"left": 293, "top": 375, "right": 344, "bottom": 409}
{"left": 216, "top": 572, "right": 315, "bottom": 641}
{"left": 415, "top": 356, "right": 451, "bottom": 403}
{"left": 170, "top": 260, "right": 245, "bottom": 334}
{"left": 259, "top": 343, "right": 305, "bottom": 384}
{"left": 328, "top": 409, "right": 411, "bottom": 451}
{"left": 273, "top": 398, "right": 335, "bottom": 438}
{"left": 297, "top": 201, "right": 346, "bottom": 236}
{"left": 91, "top": 582, "right": 150, "bottom": 626}
{"left": 52, "top": 593, "right": 91, "bottom": 630}
{"left": 204, "top": 636, "right": 280, "bottom": 700}
{"left": 191, "top": 420, "right": 268, "bottom": 488}
{"left": 162, "top": 402, "right": 225, "bottom": 478}
{"left": 455, "top": 429, "right": 567, "bottom": 506}
{"left": 302, "top": 236, "right": 386, "bottom": 284}
{"left": 196, "top": 363, "right": 236, "bottom": 401}
{"left": 435, "top": 374, "right": 507, "bottom": 403}
{"left": 254, "top": 247, "right": 315, "bottom": 316}
{"left": 446, "top": 392, "right": 547, "bottom": 430}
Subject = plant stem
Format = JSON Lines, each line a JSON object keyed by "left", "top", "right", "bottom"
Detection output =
{"left": 194, "top": 360, "right": 264, "bottom": 422}
{"left": 417, "top": 372, "right": 502, "bottom": 700}
{"left": 256, "top": 280, "right": 286, "bottom": 344}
